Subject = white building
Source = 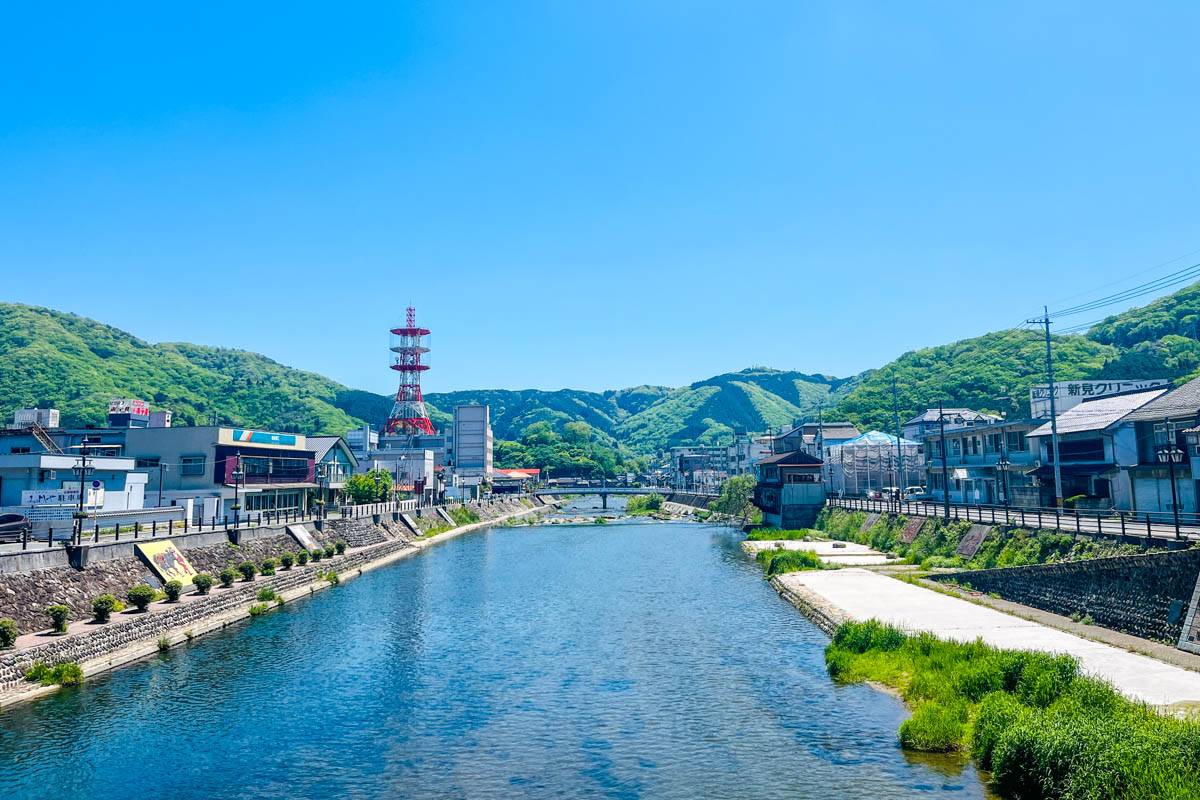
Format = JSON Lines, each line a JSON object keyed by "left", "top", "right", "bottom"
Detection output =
{"left": 449, "top": 404, "right": 493, "bottom": 486}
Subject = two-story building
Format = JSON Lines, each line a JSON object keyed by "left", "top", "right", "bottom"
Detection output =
{"left": 922, "top": 418, "right": 1041, "bottom": 505}
{"left": 1025, "top": 387, "right": 1166, "bottom": 510}
{"left": 123, "top": 426, "right": 318, "bottom": 521}
{"left": 902, "top": 408, "right": 1001, "bottom": 446}
{"left": 1111, "top": 378, "right": 1200, "bottom": 516}
{"left": 752, "top": 450, "right": 826, "bottom": 529}
{"left": 305, "top": 435, "right": 359, "bottom": 506}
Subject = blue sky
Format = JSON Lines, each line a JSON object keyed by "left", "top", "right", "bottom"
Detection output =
{"left": 3, "top": 2, "right": 1199, "bottom": 395}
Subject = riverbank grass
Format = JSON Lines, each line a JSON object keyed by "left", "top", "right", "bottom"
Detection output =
{"left": 754, "top": 547, "right": 835, "bottom": 576}
{"left": 826, "top": 619, "right": 1200, "bottom": 799}
{"left": 745, "top": 528, "right": 822, "bottom": 541}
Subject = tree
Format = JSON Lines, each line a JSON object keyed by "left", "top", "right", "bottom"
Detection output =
{"left": 563, "top": 421, "right": 593, "bottom": 445}
{"left": 710, "top": 475, "right": 757, "bottom": 519}
{"left": 344, "top": 469, "right": 393, "bottom": 503}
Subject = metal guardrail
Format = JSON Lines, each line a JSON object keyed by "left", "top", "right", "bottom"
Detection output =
{"left": 827, "top": 496, "right": 1200, "bottom": 542}
{"left": 5, "top": 493, "right": 543, "bottom": 553}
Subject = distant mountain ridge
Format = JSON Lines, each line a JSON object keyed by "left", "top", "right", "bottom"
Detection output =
{"left": 4, "top": 282, "right": 1200, "bottom": 453}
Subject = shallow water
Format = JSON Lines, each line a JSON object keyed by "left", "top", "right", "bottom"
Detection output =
{"left": 0, "top": 507, "right": 991, "bottom": 798}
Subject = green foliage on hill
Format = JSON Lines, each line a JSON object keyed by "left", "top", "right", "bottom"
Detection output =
{"left": 833, "top": 329, "right": 1116, "bottom": 432}
{"left": 491, "top": 420, "right": 645, "bottom": 478}
{"left": 0, "top": 303, "right": 367, "bottom": 432}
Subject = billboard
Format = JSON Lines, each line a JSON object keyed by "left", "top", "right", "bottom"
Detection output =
{"left": 1030, "top": 380, "right": 1169, "bottom": 419}
{"left": 109, "top": 398, "right": 150, "bottom": 417}
{"left": 136, "top": 540, "right": 198, "bottom": 585}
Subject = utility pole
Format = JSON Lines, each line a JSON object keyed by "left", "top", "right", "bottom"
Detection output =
{"left": 938, "top": 400, "right": 951, "bottom": 521}
{"left": 1028, "top": 307, "right": 1064, "bottom": 507}
{"left": 157, "top": 462, "right": 168, "bottom": 508}
{"left": 891, "top": 375, "right": 904, "bottom": 495}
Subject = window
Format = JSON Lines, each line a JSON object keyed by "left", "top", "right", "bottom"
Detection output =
{"left": 952, "top": 439, "right": 961, "bottom": 455}
{"left": 181, "top": 455, "right": 205, "bottom": 476}
{"left": 1153, "top": 421, "right": 1188, "bottom": 447}
{"left": 135, "top": 457, "right": 160, "bottom": 469}
{"left": 1006, "top": 431, "right": 1027, "bottom": 452}
{"left": 10, "top": 446, "right": 30, "bottom": 454}
{"left": 971, "top": 437, "right": 979, "bottom": 455}
{"left": 1057, "top": 438, "right": 1105, "bottom": 462}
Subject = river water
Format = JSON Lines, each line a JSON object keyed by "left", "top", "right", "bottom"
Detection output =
{"left": 1, "top": 501, "right": 991, "bottom": 799}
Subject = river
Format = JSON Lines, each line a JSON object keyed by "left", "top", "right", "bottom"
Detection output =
{"left": 0, "top": 501, "right": 991, "bottom": 798}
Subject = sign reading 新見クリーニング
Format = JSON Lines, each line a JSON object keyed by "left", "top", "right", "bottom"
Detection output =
{"left": 1030, "top": 380, "right": 1168, "bottom": 419}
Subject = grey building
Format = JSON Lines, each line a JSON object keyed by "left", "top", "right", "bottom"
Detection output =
{"left": 449, "top": 404, "right": 493, "bottom": 486}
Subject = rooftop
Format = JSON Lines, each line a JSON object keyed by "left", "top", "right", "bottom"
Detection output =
{"left": 1121, "top": 377, "right": 1200, "bottom": 423}
{"left": 757, "top": 450, "right": 824, "bottom": 467}
{"left": 1028, "top": 388, "right": 1167, "bottom": 437}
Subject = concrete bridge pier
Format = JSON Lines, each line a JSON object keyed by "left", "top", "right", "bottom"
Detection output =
{"left": 601, "top": 493, "right": 608, "bottom": 510}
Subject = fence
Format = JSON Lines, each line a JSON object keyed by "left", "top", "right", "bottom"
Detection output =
{"left": 827, "top": 496, "right": 1200, "bottom": 543}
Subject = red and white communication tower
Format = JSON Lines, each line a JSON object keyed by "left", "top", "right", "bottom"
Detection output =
{"left": 382, "top": 307, "right": 435, "bottom": 436}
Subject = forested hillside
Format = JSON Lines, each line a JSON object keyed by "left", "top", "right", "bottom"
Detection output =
{"left": 7, "top": 280, "right": 1200, "bottom": 457}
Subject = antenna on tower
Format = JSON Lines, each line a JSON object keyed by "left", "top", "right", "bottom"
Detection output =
{"left": 382, "top": 307, "right": 435, "bottom": 436}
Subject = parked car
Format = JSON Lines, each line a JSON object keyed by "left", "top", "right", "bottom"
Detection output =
{"left": 0, "top": 513, "right": 32, "bottom": 543}
{"left": 902, "top": 486, "right": 931, "bottom": 501}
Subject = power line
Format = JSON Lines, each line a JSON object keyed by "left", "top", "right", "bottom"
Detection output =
{"left": 1048, "top": 262, "right": 1200, "bottom": 319}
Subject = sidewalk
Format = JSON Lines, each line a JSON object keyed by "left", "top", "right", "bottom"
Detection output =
{"left": 778, "top": 567, "right": 1200, "bottom": 709}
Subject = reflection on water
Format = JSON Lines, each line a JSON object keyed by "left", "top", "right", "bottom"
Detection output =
{"left": 0, "top": 516, "right": 994, "bottom": 799}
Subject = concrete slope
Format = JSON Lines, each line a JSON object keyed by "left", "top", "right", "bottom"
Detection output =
{"left": 780, "top": 567, "right": 1200, "bottom": 708}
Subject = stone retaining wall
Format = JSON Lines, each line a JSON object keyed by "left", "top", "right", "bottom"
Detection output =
{"left": 932, "top": 549, "right": 1200, "bottom": 643}
{"left": 0, "top": 537, "right": 413, "bottom": 691}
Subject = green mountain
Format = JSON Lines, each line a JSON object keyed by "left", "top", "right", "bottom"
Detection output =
{"left": 831, "top": 329, "right": 1117, "bottom": 432}
{"left": 0, "top": 304, "right": 368, "bottom": 434}
{"left": 7, "top": 281, "right": 1200, "bottom": 457}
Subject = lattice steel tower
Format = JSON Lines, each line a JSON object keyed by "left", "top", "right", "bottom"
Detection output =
{"left": 383, "top": 307, "right": 435, "bottom": 436}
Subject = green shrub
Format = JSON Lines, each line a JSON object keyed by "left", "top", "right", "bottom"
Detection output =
{"left": 157, "top": 637, "right": 171, "bottom": 653}
{"left": 310, "top": 549, "right": 322, "bottom": 563}
{"left": 26, "top": 660, "right": 83, "bottom": 686}
{"left": 237, "top": 561, "right": 256, "bottom": 582}
{"left": 899, "top": 701, "right": 967, "bottom": 752}
{"left": 296, "top": 550, "right": 309, "bottom": 565}
{"left": 256, "top": 587, "right": 277, "bottom": 602}
{"left": 447, "top": 505, "right": 481, "bottom": 526}
{"left": 91, "top": 594, "right": 118, "bottom": 623}
{"left": 831, "top": 620, "right": 906, "bottom": 654}
{"left": 163, "top": 580, "right": 183, "bottom": 602}
{"left": 248, "top": 602, "right": 269, "bottom": 617}
{"left": 334, "top": 540, "right": 347, "bottom": 554}
{"left": 972, "top": 691, "right": 1030, "bottom": 770}
{"left": 260, "top": 558, "right": 277, "bottom": 576}
{"left": 323, "top": 545, "right": 335, "bottom": 559}
{"left": 127, "top": 584, "right": 156, "bottom": 611}
{"left": 0, "top": 618, "right": 19, "bottom": 647}
{"left": 46, "top": 604, "right": 71, "bottom": 632}
{"left": 25, "top": 660, "right": 51, "bottom": 682}
{"left": 280, "top": 552, "right": 295, "bottom": 570}
{"left": 325, "top": 571, "right": 339, "bottom": 585}
{"left": 193, "top": 574, "right": 214, "bottom": 594}
{"left": 218, "top": 568, "right": 237, "bottom": 588}
{"left": 754, "top": 547, "right": 826, "bottom": 576}
{"left": 53, "top": 662, "right": 83, "bottom": 686}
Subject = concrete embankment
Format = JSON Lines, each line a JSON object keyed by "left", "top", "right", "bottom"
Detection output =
{"left": 0, "top": 496, "right": 557, "bottom": 708}
{"left": 771, "top": 567, "right": 1200, "bottom": 709}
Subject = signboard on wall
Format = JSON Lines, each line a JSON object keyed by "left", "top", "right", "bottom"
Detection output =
{"left": 108, "top": 398, "right": 150, "bottom": 417}
{"left": 222, "top": 428, "right": 300, "bottom": 448}
{"left": 1030, "top": 380, "right": 1168, "bottom": 419}
{"left": 21, "top": 487, "right": 103, "bottom": 506}
{"left": 136, "top": 540, "right": 198, "bottom": 585}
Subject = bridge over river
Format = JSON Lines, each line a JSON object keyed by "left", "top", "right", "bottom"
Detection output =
{"left": 534, "top": 487, "right": 714, "bottom": 509}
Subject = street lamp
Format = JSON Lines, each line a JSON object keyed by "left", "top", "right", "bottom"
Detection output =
{"left": 1155, "top": 442, "right": 1186, "bottom": 539}
{"left": 315, "top": 463, "right": 328, "bottom": 519}
{"left": 71, "top": 452, "right": 94, "bottom": 546}
{"left": 996, "top": 456, "right": 1011, "bottom": 519}
{"left": 231, "top": 453, "right": 245, "bottom": 529}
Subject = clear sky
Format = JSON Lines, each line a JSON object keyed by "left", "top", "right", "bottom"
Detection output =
{"left": 3, "top": 2, "right": 1199, "bottom": 396}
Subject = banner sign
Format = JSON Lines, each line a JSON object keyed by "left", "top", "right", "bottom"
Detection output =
{"left": 231, "top": 429, "right": 297, "bottom": 446}
{"left": 1030, "top": 380, "right": 1168, "bottom": 419}
{"left": 136, "top": 540, "right": 198, "bottom": 585}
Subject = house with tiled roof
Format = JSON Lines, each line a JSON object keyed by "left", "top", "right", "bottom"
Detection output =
{"left": 1108, "top": 377, "right": 1200, "bottom": 516}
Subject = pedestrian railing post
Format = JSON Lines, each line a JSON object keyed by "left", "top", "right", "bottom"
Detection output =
{"left": 94, "top": 523, "right": 99, "bottom": 543}
{"left": 152, "top": 520, "right": 157, "bottom": 537}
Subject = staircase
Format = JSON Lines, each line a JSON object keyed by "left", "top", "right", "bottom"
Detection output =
{"left": 31, "top": 421, "right": 63, "bottom": 454}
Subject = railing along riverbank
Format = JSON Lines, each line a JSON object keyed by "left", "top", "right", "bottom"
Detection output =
{"left": 827, "top": 496, "right": 1200, "bottom": 545}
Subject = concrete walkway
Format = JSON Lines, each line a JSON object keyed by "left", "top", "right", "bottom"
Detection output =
{"left": 743, "top": 540, "right": 893, "bottom": 565}
{"left": 779, "top": 567, "right": 1200, "bottom": 708}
